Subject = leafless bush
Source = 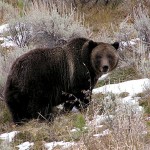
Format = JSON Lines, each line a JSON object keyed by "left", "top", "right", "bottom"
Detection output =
{"left": 84, "top": 94, "right": 147, "bottom": 150}
{"left": 109, "top": 97, "right": 146, "bottom": 149}
{"left": 133, "top": 4, "right": 150, "bottom": 52}
{"left": 118, "top": 4, "right": 150, "bottom": 78}
{"left": 114, "top": 16, "right": 138, "bottom": 67}
{"left": 133, "top": 41, "right": 150, "bottom": 78}
{"left": 8, "top": 22, "right": 32, "bottom": 48}
{"left": 114, "top": 10, "right": 150, "bottom": 77}
{"left": 64, "top": 0, "right": 123, "bottom": 9}
{"left": 8, "top": 0, "right": 91, "bottom": 48}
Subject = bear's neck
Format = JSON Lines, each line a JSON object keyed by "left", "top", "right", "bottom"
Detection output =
{"left": 81, "top": 51, "right": 99, "bottom": 89}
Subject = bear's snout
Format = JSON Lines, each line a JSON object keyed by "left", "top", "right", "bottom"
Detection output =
{"left": 100, "top": 58, "right": 109, "bottom": 73}
{"left": 102, "top": 65, "right": 109, "bottom": 73}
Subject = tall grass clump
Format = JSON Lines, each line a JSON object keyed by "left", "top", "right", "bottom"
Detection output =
{"left": 114, "top": 3, "right": 150, "bottom": 78}
{"left": 132, "top": 4, "right": 150, "bottom": 78}
{"left": 132, "top": 41, "right": 150, "bottom": 78}
{"left": 109, "top": 97, "right": 146, "bottom": 149}
{"left": 8, "top": 0, "right": 91, "bottom": 48}
{"left": 83, "top": 94, "right": 148, "bottom": 150}
{"left": 112, "top": 16, "right": 138, "bottom": 70}
{"left": 134, "top": 4, "right": 150, "bottom": 51}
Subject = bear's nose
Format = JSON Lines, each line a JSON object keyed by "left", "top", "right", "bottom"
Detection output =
{"left": 102, "top": 65, "right": 109, "bottom": 73}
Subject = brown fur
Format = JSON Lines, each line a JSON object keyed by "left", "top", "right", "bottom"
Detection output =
{"left": 4, "top": 37, "right": 119, "bottom": 124}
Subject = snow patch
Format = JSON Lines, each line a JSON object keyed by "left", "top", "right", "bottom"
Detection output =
{"left": 115, "top": 96, "right": 144, "bottom": 117}
{"left": 16, "top": 142, "right": 34, "bottom": 150}
{"left": 45, "top": 141, "right": 75, "bottom": 150}
{"left": 0, "top": 24, "right": 9, "bottom": 34}
{"left": 1, "top": 38, "right": 17, "bottom": 48}
{"left": 0, "top": 24, "right": 17, "bottom": 48}
{"left": 98, "top": 73, "right": 109, "bottom": 81}
{"left": 93, "top": 129, "right": 111, "bottom": 137}
{"left": 121, "top": 38, "right": 140, "bottom": 47}
{"left": 93, "top": 78, "right": 150, "bottom": 96}
{"left": 0, "top": 131, "right": 19, "bottom": 142}
{"left": 70, "top": 128, "right": 79, "bottom": 132}
{"left": 72, "top": 107, "right": 79, "bottom": 113}
{"left": 89, "top": 115, "right": 114, "bottom": 127}
{"left": 70, "top": 127, "right": 88, "bottom": 132}
{"left": 146, "top": 117, "right": 150, "bottom": 121}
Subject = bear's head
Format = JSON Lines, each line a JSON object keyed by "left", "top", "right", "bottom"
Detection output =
{"left": 82, "top": 40, "right": 119, "bottom": 76}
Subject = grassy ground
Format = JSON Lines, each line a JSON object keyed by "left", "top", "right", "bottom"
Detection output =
{"left": 96, "top": 66, "right": 141, "bottom": 87}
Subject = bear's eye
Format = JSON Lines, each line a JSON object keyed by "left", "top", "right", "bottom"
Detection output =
{"left": 96, "top": 55, "right": 102, "bottom": 59}
{"left": 107, "top": 54, "right": 113, "bottom": 59}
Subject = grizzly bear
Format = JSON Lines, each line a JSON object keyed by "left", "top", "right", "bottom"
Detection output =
{"left": 4, "top": 37, "right": 119, "bottom": 124}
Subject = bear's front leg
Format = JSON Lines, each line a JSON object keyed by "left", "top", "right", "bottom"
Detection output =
{"left": 62, "top": 91, "right": 78, "bottom": 112}
{"left": 62, "top": 89, "right": 91, "bottom": 112}
{"left": 73, "top": 89, "right": 91, "bottom": 111}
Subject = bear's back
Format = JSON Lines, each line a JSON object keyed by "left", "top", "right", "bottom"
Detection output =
{"left": 7, "top": 47, "right": 69, "bottom": 91}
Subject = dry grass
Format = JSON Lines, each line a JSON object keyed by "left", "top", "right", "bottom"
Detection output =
{"left": 0, "top": 1, "right": 18, "bottom": 23}
{"left": 138, "top": 88, "right": 150, "bottom": 116}
{"left": 0, "top": 89, "right": 150, "bottom": 149}
{"left": 8, "top": 0, "right": 91, "bottom": 48}
{"left": 82, "top": 93, "right": 148, "bottom": 150}
{"left": 0, "top": 100, "right": 12, "bottom": 133}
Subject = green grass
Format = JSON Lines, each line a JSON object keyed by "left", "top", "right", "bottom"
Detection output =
{"left": 139, "top": 95, "right": 150, "bottom": 115}
{"left": 96, "top": 66, "right": 140, "bottom": 88}
{"left": 13, "top": 131, "right": 33, "bottom": 145}
{"left": 0, "top": 100, "right": 12, "bottom": 133}
{"left": 73, "top": 114, "right": 86, "bottom": 131}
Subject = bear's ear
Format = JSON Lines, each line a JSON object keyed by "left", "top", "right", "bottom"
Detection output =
{"left": 88, "top": 40, "right": 98, "bottom": 50}
{"left": 112, "top": 42, "right": 119, "bottom": 50}
{"left": 82, "top": 40, "right": 98, "bottom": 60}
